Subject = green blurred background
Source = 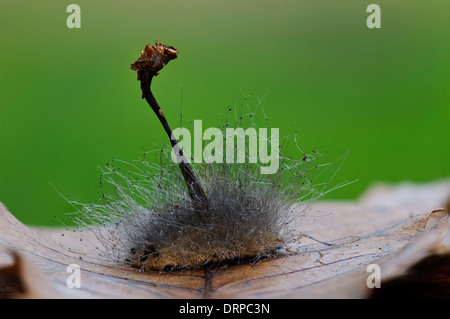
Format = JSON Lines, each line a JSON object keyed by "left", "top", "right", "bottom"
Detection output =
{"left": 0, "top": 0, "right": 449, "bottom": 226}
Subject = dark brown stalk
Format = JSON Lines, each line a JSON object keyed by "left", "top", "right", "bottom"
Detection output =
{"left": 131, "top": 41, "right": 209, "bottom": 216}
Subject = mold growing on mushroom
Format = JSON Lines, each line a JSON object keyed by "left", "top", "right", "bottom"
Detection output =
{"left": 70, "top": 41, "right": 340, "bottom": 271}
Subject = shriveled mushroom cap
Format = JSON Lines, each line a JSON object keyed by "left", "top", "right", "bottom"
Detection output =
{"left": 130, "top": 40, "right": 178, "bottom": 76}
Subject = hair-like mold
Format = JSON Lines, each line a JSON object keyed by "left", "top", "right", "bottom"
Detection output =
{"left": 68, "top": 41, "right": 344, "bottom": 271}
{"left": 70, "top": 106, "right": 336, "bottom": 271}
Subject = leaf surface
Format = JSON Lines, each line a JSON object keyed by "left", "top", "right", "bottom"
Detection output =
{"left": 1, "top": 181, "right": 449, "bottom": 298}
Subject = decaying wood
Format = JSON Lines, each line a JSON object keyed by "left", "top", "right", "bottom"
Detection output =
{"left": 0, "top": 180, "right": 449, "bottom": 299}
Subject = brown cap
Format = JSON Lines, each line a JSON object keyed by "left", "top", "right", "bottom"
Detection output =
{"left": 130, "top": 40, "right": 178, "bottom": 76}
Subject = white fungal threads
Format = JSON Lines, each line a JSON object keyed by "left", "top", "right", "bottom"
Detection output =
{"left": 171, "top": 120, "right": 279, "bottom": 174}
{"left": 70, "top": 104, "right": 329, "bottom": 271}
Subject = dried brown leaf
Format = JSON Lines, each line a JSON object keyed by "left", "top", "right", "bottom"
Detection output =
{"left": 0, "top": 180, "right": 449, "bottom": 299}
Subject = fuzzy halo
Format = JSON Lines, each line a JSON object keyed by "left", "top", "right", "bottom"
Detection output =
{"left": 71, "top": 109, "right": 331, "bottom": 271}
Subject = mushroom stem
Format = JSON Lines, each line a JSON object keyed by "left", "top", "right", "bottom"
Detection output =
{"left": 131, "top": 41, "right": 209, "bottom": 217}
{"left": 139, "top": 71, "right": 209, "bottom": 215}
